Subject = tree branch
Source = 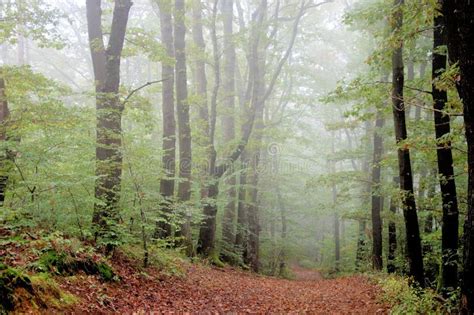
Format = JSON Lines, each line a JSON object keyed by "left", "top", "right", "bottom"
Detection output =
{"left": 121, "top": 78, "right": 168, "bottom": 106}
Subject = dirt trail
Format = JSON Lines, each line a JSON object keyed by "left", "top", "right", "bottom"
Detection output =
{"left": 291, "top": 264, "right": 323, "bottom": 281}
{"left": 64, "top": 261, "right": 388, "bottom": 314}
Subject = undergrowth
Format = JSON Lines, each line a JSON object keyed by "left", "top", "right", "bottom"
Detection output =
{"left": 375, "top": 274, "right": 459, "bottom": 314}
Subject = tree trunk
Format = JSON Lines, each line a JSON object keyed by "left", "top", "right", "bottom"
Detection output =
{"left": 277, "top": 186, "right": 287, "bottom": 275}
{"left": 356, "top": 122, "right": 371, "bottom": 270}
{"left": 390, "top": 0, "right": 424, "bottom": 286}
{"left": 371, "top": 109, "right": 384, "bottom": 270}
{"left": 0, "top": 73, "right": 10, "bottom": 206}
{"left": 155, "top": 0, "right": 176, "bottom": 239}
{"left": 442, "top": 2, "right": 474, "bottom": 312}
{"left": 235, "top": 153, "right": 248, "bottom": 259}
{"left": 330, "top": 132, "right": 340, "bottom": 271}
{"left": 174, "top": 0, "right": 193, "bottom": 253}
{"left": 387, "top": 177, "right": 398, "bottom": 273}
{"left": 245, "top": 0, "right": 268, "bottom": 270}
{"left": 196, "top": 0, "right": 220, "bottom": 257}
{"left": 197, "top": 0, "right": 267, "bottom": 259}
{"left": 220, "top": 0, "right": 238, "bottom": 262}
{"left": 432, "top": 3, "right": 459, "bottom": 294}
{"left": 87, "top": 0, "right": 132, "bottom": 245}
{"left": 246, "top": 57, "right": 266, "bottom": 271}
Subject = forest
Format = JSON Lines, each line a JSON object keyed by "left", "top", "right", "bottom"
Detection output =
{"left": 1, "top": 0, "right": 474, "bottom": 313}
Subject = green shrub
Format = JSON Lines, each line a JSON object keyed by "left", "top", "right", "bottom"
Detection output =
{"left": 377, "top": 275, "right": 458, "bottom": 314}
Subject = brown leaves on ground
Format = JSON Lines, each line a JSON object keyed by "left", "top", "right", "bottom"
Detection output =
{"left": 1, "top": 230, "right": 387, "bottom": 314}
{"left": 61, "top": 258, "right": 388, "bottom": 314}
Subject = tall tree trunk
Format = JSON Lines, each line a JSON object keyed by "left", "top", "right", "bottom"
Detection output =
{"left": 0, "top": 73, "right": 10, "bottom": 206}
{"left": 331, "top": 132, "right": 340, "bottom": 271}
{"left": 387, "top": 176, "right": 398, "bottom": 273}
{"left": 390, "top": 0, "right": 424, "bottom": 286}
{"left": 277, "top": 186, "right": 287, "bottom": 275}
{"left": 356, "top": 122, "right": 371, "bottom": 270}
{"left": 442, "top": 2, "right": 474, "bottom": 312}
{"left": 235, "top": 157, "right": 248, "bottom": 259}
{"left": 246, "top": 69, "right": 265, "bottom": 272}
{"left": 196, "top": 0, "right": 220, "bottom": 258}
{"left": 87, "top": 0, "right": 132, "bottom": 245}
{"left": 220, "top": 0, "right": 238, "bottom": 262}
{"left": 197, "top": 0, "right": 268, "bottom": 259}
{"left": 245, "top": 1, "right": 268, "bottom": 270}
{"left": 191, "top": 0, "right": 209, "bottom": 138}
{"left": 371, "top": 109, "right": 384, "bottom": 270}
{"left": 155, "top": 0, "right": 176, "bottom": 239}
{"left": 174, "top": 0, "right": 193, "bottom": 253}
{"left": 432, "top": 3, "right": 459, "bottom": 294}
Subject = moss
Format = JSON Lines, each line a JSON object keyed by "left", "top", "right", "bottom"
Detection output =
{"left": 30, "top": 273, "right": 78, "bottom": 308}
{"left": 37, "top": 250, "right": 69, "bottom": 274}
{"left": 210, "top": 250, "right": 225, "bottom": 268}
{"left": 36, "top": 249, "right": 115, "bottom": 281}
{"left": 0, "top": 266, "right": 33, "bottom": 313}
{"left": 96, "top": 262, "right": 114, "bottom": 281}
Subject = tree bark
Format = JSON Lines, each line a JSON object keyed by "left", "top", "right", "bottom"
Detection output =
{"left": 155, "top": 0, "right": 176, "bottom": 239}
{"left": 0, "top": 73, "right": 10, "bottom": 206}
{"left": 442, "top": 1, "right": 474, "bottom": 312}
{"left": 387, "top": 176, "right": 398, "bottom": 273}
{"left": 245, "top": 55, "right": 265, "bottom": 272}
{"left": 276, "top": 186, "right": 287, "bottom": 275}
{"left": 330, "top": 132, "right": 340, "bottom": 271}
{"left": 390, "top": 0, "right": 424, "bottom": 286}
{"left": 371, "top": 109, "right": 384, "bottom": 270}
{"left": 235, "top": 153, "right": 248, "bottom": 259}
{"left": 220, "top": 0, "right": 238, "bottom": 261}
{"left": 197, "top": 0, "right": 268, "bottom": 258}
{"left": 196, "top": 0, "right": 220, "bottom": 257}
{"left": 174, "top": 0, "right": 193, "bottom": 253}
{"left": 356, "top": 122, "right": 371, "bottom": 270}
{"left": 432, "top": 4, "right": 459, "bottom": 293}
{"left": 87, "top": 0, "right": 132, "bottom": 244}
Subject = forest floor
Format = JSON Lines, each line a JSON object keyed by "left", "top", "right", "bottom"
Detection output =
{"left": 64, "top": 257, "right": 388, "bottom": 313}
{"left": 1, "top": 229, "right": 389, "bottom": 314}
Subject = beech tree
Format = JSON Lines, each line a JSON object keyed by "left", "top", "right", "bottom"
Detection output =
{"left": 0, "top": 75, "right": 9, "bottom": 206}
{"left": 155, "top": 0, "right": 176, "bottom": 239}
{"left": 220, "top": 0, "right": 237, "bottom": 262}
{"left": 370, "top": 108, "right": 384, "bottom": 270}
{"left": 390, "top": 0, "right": 424, "bottom": 286}
{"left": 173, "top": 0, "right": 193, "bottom": 252}
{"left": 442, "top": 1, "right": 474, "bottom": 312}
{"left": 86, "top": 0, "right": 132, "bottom": 244}
{"left": 431, "top": 1, "right": 459, "bottom": 294}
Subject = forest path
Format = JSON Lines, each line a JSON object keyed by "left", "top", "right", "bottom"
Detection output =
{"left": 65, "top": 260, "right": 389, "bottom": 314}
{"left": 290, "top": 263, "right": 323, "bottom": 281}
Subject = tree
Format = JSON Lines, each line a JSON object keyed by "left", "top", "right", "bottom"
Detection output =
{"left": 220, "top": 0, "right": 238, "bottom": 262}
{"left": 442, "top": 1, "right": 474, "bottom": 312}
{"left": 371, "top": 108, "right": 384, "bottom": 270}
{"left": 330, "top": 132, "right": 340, "bottom": 271}
{"left": 173, "top": 0, "right": 193, "bottom": 252}
{"left": 197, "top": 0, "right": 268, "bottom": 258}
{"left": 155, "top": 0, "right": 176, "bottom": 239}
{"left": 431, "top": 2, "right": 459, "bottom": 294}
{"left": 390, "top": 0, "right": 424, "bottom": 286}
{"left": 86, "top": 0, "right": 132, "bottom": 245}
{"left": 0, "top": 74, "right": 9, "bottom": 206}
{"left": 387, "top": 176, "right": 398, "bottom": 273}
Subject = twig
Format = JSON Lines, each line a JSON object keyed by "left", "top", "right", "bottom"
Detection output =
{"left": 121, "top": 78, "right": 168, "bottom": 106}
{"left": 374, "top": 80, "right": 432, "bottom": 94}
